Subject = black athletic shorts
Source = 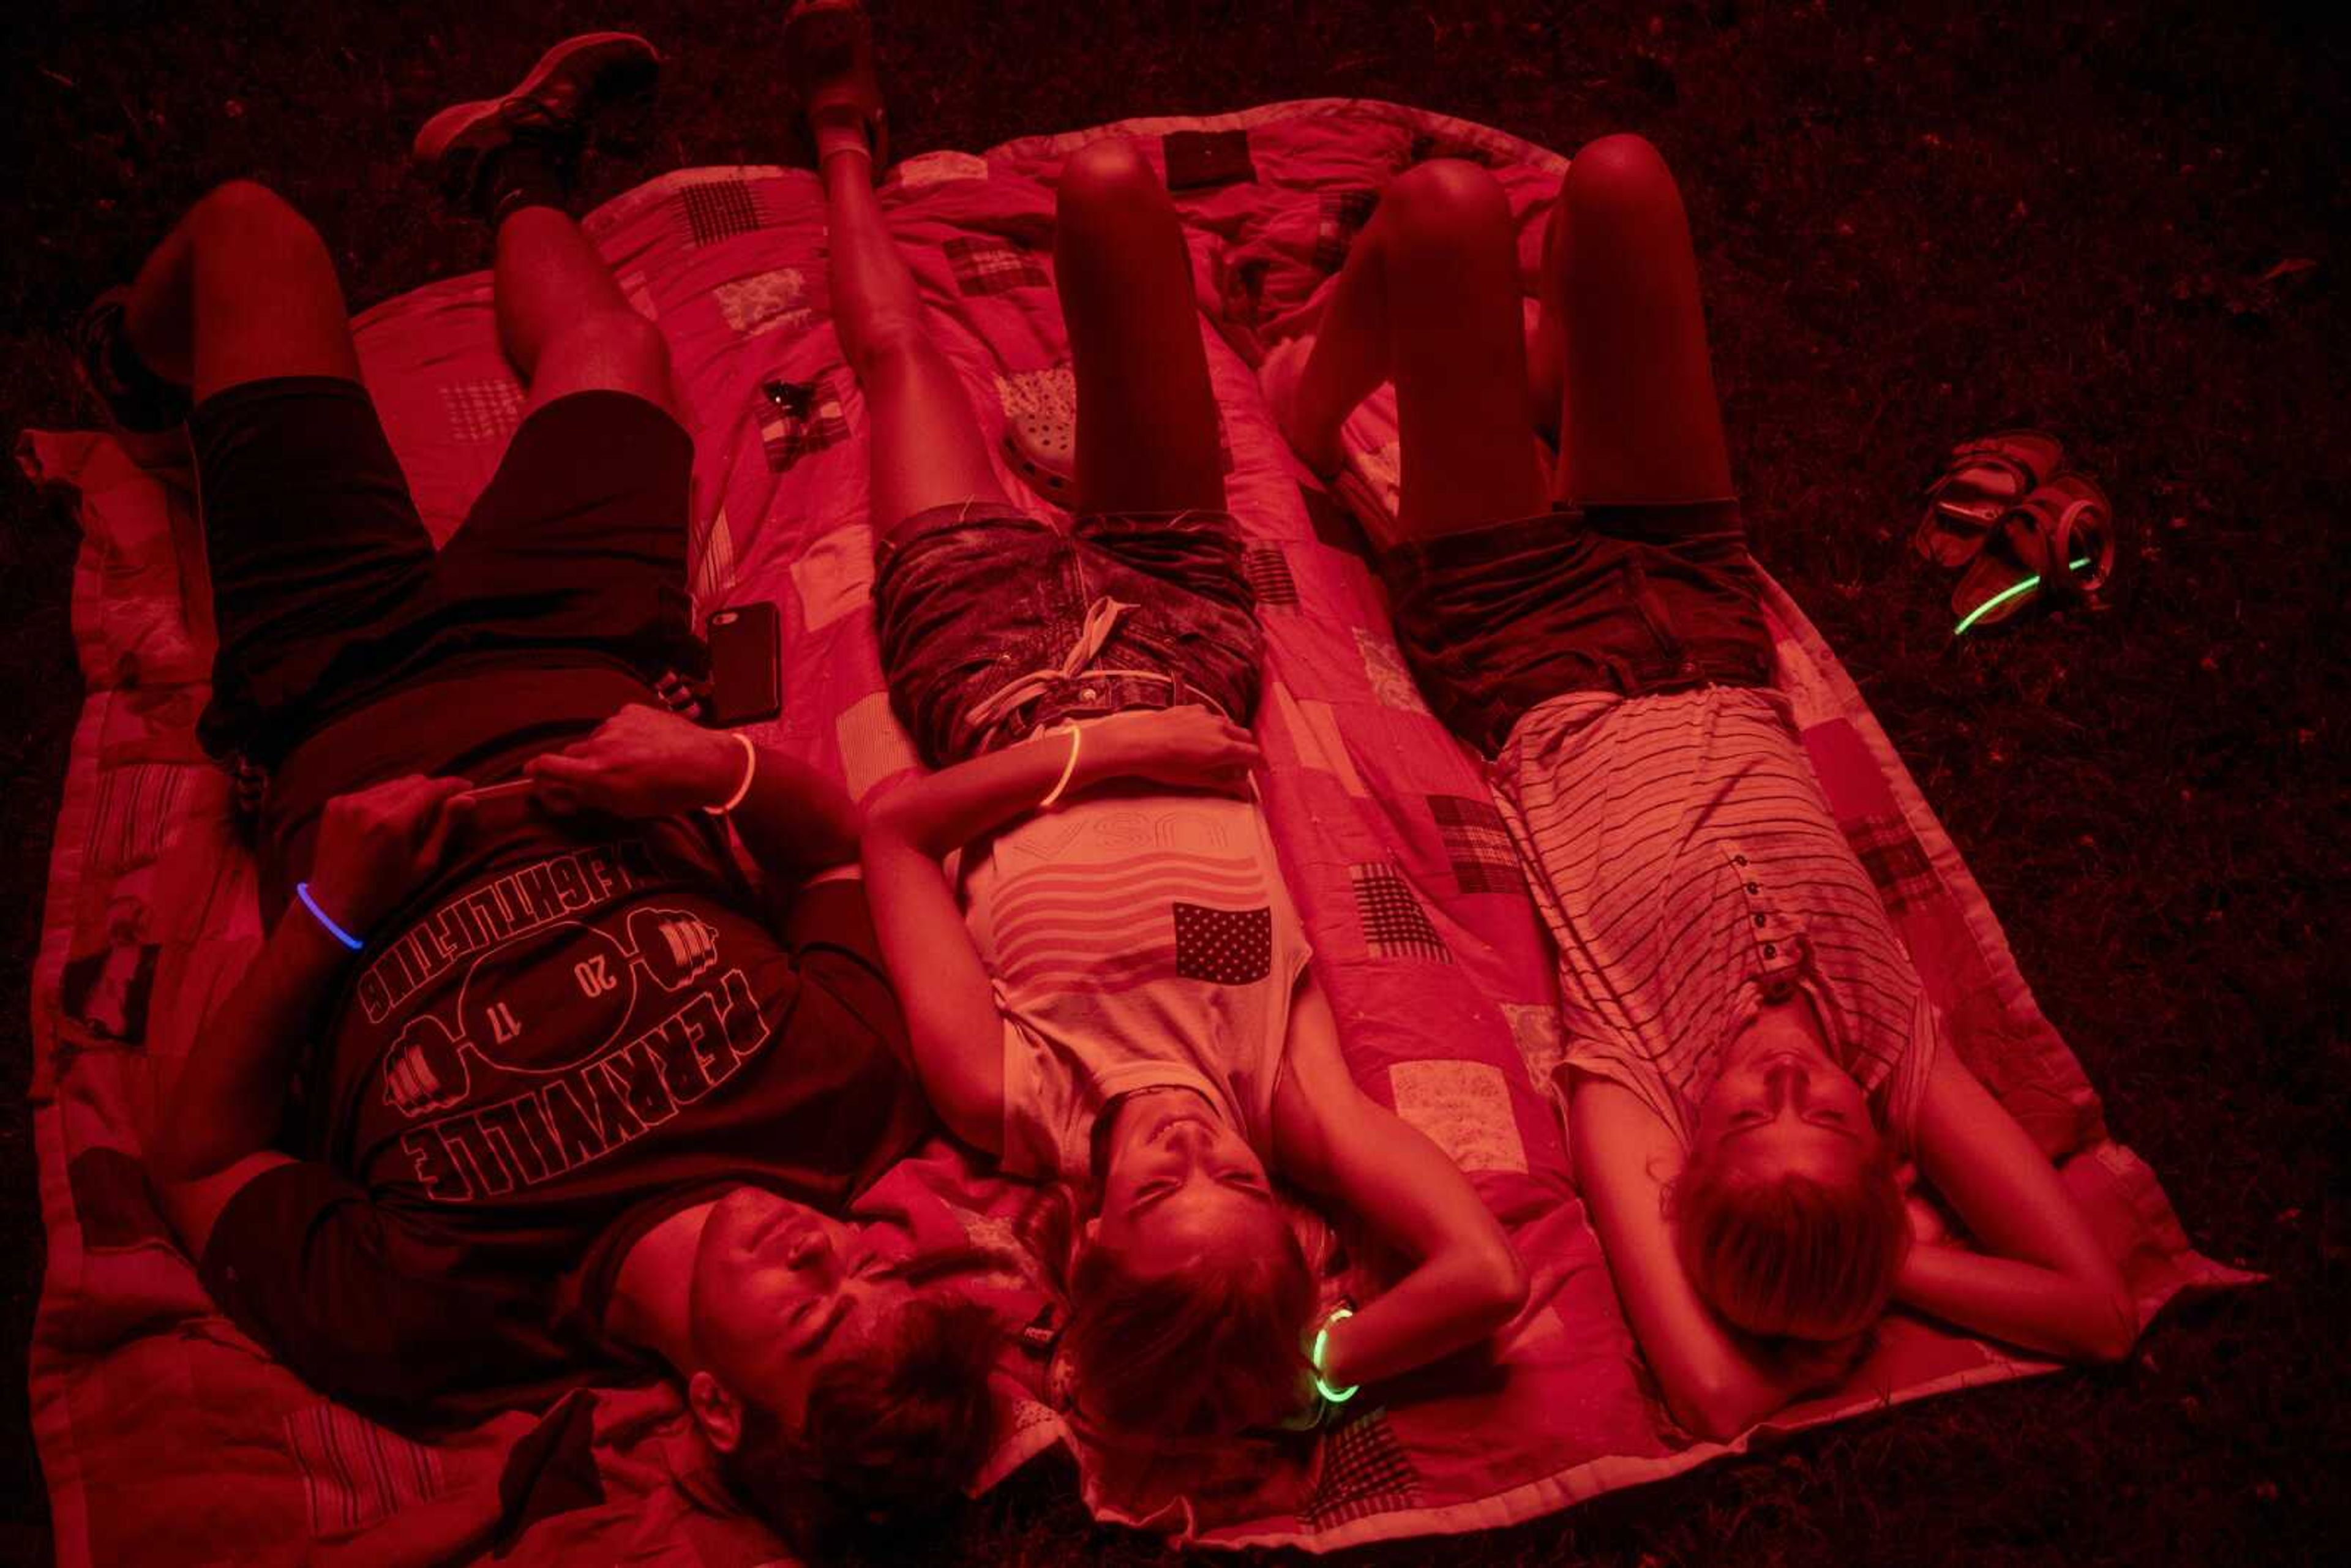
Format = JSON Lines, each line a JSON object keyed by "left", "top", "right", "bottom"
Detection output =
{"left": 189, "top": 376, "right": 700, "bottom": 765}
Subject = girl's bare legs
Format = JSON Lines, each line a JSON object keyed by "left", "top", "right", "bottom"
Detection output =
{"left": 817, "top": 125, "right": 1013, "bottom": 535}
{"left": 1051, "top": 140, "right": 1224, "bottom": 516}
{"left": 1283, "top": 159, "right": 1550, "bottom": 542}
{"left": 1532, "top": 134, "right": 1733, "bottom": 508}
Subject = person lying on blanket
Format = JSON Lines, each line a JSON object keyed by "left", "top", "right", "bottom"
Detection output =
{"left": 1262, "top": 140, "right": 2140, "bottom": 1441}
{"left": 784, "top": 0, "right": 1527, "bottom": 1439}
{"left": 88, "top": 33, "right": 998, "bottom": 1547}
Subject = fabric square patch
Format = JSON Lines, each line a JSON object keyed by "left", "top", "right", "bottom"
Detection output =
{"left": 1389, "top": 1059, "right": 1527, "bottom": 1173}
{"left": 1354, "top": 628, "right": 1426, "bottom": 713}
{"left": 714, "top": 267, "right": 809, "bottom": 335}
{"left": 1172, "top": 902, "right": 1274, "bottom": 985}
{"left": 285, "top": 1401, "right": 446, "bottom": 1536}
{"left": 899, "top": 149, "right": 991, "bottom": 187}
{"left": 1303, "top": 1407, "right": 1420, "bottom": 1531}
{"left": 1313, "top": 188, "right": 1379, "bottom": 272}
{"left": 790, "top": 525, "right": 875, "bottom": 633}
{"left": 756, "top": 377, "right": 850, "bottom": 472}
{"left": 1500, "top": 1002, "right": 1565, "bottom": 1089}
{"left": 1848, "top": 812, "right": 1935, "bottom": 913}
{"left": 91, "top": 762, "right": 191, "bottom": 872}
{"left": 1428, "top": 791, "right": 1521, "bottom": 895}
{"left": 691, "top": 504, "right": 738, "bottom": 612}
{"left": 944, "top": 236, "right": 1049, "bottom": 296}
{"left": 1351, "top": 862, "right": 1450, "bottom": 964}
{"left": 678, "top": 180, "right": 763, "bottom": 246}
{"left": 838, "top": 689, "right": 918, "bottom": 802}
{"left": 1264, "top": 684, "right": 1368, "bottom": 798}
{"left": 1243, "top": 545, "right": 1298, "bottom": 608}
{"left": 439, "top": 378, "right": 525, "bottom": 445}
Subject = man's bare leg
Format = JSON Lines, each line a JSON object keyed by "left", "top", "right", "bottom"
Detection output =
{"left": 120, "top": 180, "right": 362, "bottom": 404}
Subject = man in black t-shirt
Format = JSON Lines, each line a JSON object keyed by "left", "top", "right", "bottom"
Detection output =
{"left": 89, "top": 28, "right": 998, "bottom": 1550}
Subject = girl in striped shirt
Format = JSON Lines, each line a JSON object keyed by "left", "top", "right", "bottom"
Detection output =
{"left": 800, "top": 5, "right": 1524, "bottom": 1441}
{"left": 1268, "top": 137, "right": 2135, "bottom": 1439}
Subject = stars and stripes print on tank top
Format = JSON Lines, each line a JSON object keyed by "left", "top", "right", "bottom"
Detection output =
{"left": 1490, "top": 685, "right": 1938, "bottom": 1150}
{"left": 961, "top": 789, "right": 1313, "bottom": 1184}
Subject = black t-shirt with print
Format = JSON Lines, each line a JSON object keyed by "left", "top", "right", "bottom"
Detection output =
{"left": 198, "top": 667, "right": 927, "bottom": 1430}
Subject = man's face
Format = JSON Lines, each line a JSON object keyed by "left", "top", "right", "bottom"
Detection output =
{"left": 688, "top": 1187, "right": 911, "bottom": 1427}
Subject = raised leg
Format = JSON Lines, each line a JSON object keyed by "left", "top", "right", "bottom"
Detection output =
{"left": 1536, "top": 134, "right": 1733, "bottom": 507}
{"left": 123, "top": 179, "right": 362, "bottom": 402}
{"left": 1285, "top": 159, "right": 1550, "bottom": 541}
{"left": 1052, "top": 140, "right": 1224, "bottom": 516}
{"left": 818, "top": 130, "right": 1013, "bottom": 535}
{"left": 493, "top": 205, "right": 675, "bottom": 415}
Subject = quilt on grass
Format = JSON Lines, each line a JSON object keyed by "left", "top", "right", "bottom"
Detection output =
{"left": 17, "top": 99, "right": 2248, "bottom": 1562}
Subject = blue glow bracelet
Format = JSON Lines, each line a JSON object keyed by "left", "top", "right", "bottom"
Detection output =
{"left": 1311, "top": 1307, "right": 1359, "bottom": 1405}
{"left": 295, "top": 882, "right": 364, "bottom": 951}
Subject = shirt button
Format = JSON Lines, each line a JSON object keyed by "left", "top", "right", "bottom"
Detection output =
{"left": 1753, "top": 913, "right": 1768, "bottom": 928}
{"left": 1678, "top": 659, "right": 1700, "bottom": 677}
{"left": 1079, "top": 686, "right": 1100, "bottom": 702}
{"left": 1763, "top": 943, "right": 1778, "bottom": 958}
{"left": 1733, "top": 855, "right": 1748, "bottom": 866}
{"left": 1745, "top": 881, "right": 1760, "bottom": 895}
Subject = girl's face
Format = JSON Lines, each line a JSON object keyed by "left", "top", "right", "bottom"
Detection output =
{"left": 1090, "top": 1090, "right": 1288, "bottom": 1272}
{"left": 1692, "top": 1007, "right": 1883, "bottom": 1184}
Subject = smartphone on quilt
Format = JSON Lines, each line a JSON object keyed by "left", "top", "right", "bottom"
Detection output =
{"left": 704, "top": 602, "right": 783, "bottom": 729}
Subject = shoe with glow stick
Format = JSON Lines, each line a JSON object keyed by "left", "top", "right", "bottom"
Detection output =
{"left": 1951, "top": 473, "right": 2116, "bottom": 636}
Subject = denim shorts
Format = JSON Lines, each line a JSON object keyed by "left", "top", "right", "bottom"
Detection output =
{"left": 871, "top": 502, "right": 1260, "bottom": 767}
{"left": 1377, "top": 500, "right": 1774, "bottom": 757}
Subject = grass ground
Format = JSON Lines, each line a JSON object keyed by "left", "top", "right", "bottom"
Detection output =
{"left": 2, "top": 1, "right": 2344, "bottom": 1562}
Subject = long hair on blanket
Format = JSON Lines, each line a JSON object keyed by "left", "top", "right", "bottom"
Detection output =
{"left": 714, "top": 1291, "right": 1000, "bottom": 1554}
{"left": 1022, "top": 1184, "right": 1319, "bottom": 1438}
{"left": 1669, "top": 1135, "right": 1910, "bottom": 1345}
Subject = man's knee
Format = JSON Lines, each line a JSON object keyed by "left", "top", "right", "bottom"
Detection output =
{"left": 1382, "top": 158, "right": 1514, "bottom": 248}
{"left": 190, "top": 179, "right": 320, "bottom": 252}
{"left": 1564, "top": 134, "right": 1685, "bottom": 227}
{"left": 1057, "top": 138, "right": 1163, "bottom": 218}
{"left": 545, "top": 309, "right": 672, "bottom": 384}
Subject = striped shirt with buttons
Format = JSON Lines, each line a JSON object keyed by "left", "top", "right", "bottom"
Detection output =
{"left": 1492, "top": 686, "right": 1938, "bottom": 1149}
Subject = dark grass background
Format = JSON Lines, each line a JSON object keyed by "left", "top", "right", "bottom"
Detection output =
{"left": 2, "top": 1, "right": 2344, "bottom": 1562}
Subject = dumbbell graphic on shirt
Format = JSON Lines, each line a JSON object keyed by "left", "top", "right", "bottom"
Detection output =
{"left": 381, "top": 908, "right": 720, "bottom": 1117}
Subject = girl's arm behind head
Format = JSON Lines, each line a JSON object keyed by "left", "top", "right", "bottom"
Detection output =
{"left": 1269, "top": 977, "right": 1528, "bottom": 1392}
{"left": 1891, "top": 1048, "right": 2139, "bottom": 1364}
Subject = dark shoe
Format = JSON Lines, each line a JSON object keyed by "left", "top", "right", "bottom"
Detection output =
{"left": 410, "top": 32, "right": 662, "bottom": 216}
{"left": 71, "top": 285, "right": 191, "bottom": 435}
{"left": 785, "top": 0, "right": 887, "bottom": 165}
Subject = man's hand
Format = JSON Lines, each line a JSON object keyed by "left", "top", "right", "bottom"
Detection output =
{"left": 1090, "top": 705, "right": 1261, "bottom": 795}
{"left": 309, "top": 775, "right": 472, "bottom": 934}
{"left": 524, "top": 703, "right": 744, "bottom": 820}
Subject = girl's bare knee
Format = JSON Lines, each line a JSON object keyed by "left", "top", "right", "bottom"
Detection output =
{"left": 1565, "top": 134, "right": 1686, "bottom": 225}
{"left": 1056, "top": 138, "right": 1164, "bottom": 220}
{"left": 1388, "top": 159, "right": 1509, "bottom": 225}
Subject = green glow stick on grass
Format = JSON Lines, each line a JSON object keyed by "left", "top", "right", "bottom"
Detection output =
{"left": 1953, "top": 557, "right": 2094, "bottom": 637}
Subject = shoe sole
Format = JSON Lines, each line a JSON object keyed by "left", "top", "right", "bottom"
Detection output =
{"left": 411, "top": 31, "right": 662, "bottom": 169}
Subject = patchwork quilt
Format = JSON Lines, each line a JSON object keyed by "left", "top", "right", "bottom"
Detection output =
{"left": 17, "top": 99, "right": 2248, "bottom": 1562}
